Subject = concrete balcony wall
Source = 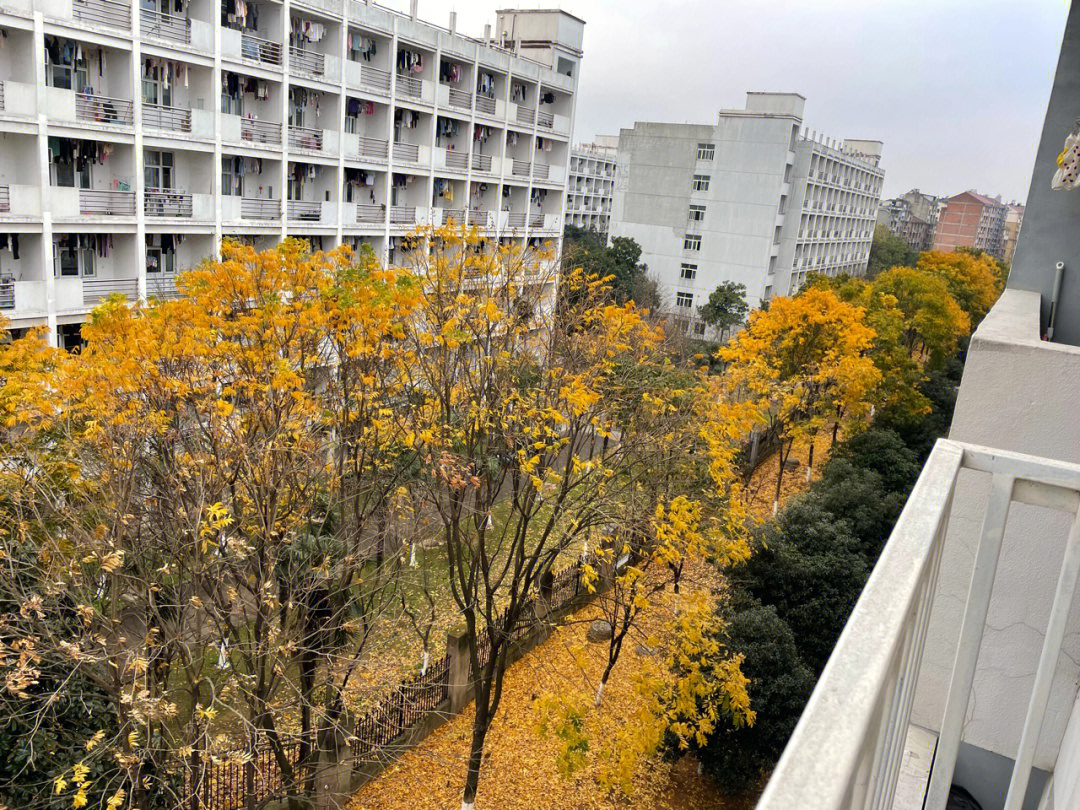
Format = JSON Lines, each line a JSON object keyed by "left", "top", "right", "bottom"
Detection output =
{"left": 191, "top": 109, "right": 215, "bottom": 139}
{"left": 44, "top": 87, "right": 77, "bottom": 123}
{"left": 49, "top": 187, "right": 80, "bottom": 219}
{"left": 3, "top": 184, "right": 41, "bottom": 218}
{"left": 1, "top": 81, "right": 37, "bottom": 118}
{"left": 192, "top": 193, "right": 214, "bottom": 220}
{"left": 12, "top": 280, "right": 47, "bottom": 315}
{"left": 54, "top": 276, "right": 82, "bottom": 311}
{"left": 221, "top": 27, "right": 242, "bottom": 62}
{"left": 191, "top": 19, "right": 213, "bottom": 52}
{"left": 552, "top": 112, "right": 570, "bottom": 135}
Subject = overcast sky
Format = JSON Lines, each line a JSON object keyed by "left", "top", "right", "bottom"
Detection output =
{"left": 381, "top": 0, "right": 1068, "bottom": 202}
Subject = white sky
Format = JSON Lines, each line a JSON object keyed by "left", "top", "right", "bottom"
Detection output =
{"left": 379, "top": 0, "right": 1068, "bottom": 202}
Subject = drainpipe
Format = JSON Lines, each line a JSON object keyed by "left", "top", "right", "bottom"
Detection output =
{"left": 1048, "top": 261, "right": 1065, "bottom": 340}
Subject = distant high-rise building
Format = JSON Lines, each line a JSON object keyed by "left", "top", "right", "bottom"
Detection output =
{"left": 931, "top": 191, "right": 1009, "bottom": 258}
{"left": 610, "top": 92, "right": 884, "bottom": 333}
{"left": 566, "top": 136, "right": 617, "bottom": 234}
{"left": 1002, "top": 203, "right": 1025, "bottom": 264}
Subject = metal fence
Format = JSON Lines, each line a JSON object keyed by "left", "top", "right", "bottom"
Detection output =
{"left": 352, "top": 653, "right": 450, "bottom": 760}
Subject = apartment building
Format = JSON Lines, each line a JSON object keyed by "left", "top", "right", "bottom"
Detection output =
{"left": 0, "top": 1, "right": 583, "bottom": 346}
{"left": 566, "top": 134, "right": 615, "bottom": 234}
{"left": 931, "top": 190, "right": 1008, "bottom": 258}
{"left": 609, "top": 92, "right": 884, "bottom": 333}
{"left": 878, "top": 188, "right": 942, "bottom": 253}
{"left": 1002, "top": 202, "right": 1024, "bottom": 264}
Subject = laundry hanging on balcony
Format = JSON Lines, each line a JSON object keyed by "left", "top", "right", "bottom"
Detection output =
{"left": 291, "top": 17, "right": 325, "bottom": 43}
{"left": 397, "top": 49, "right": 423, "bottom": 74}
{"left": 507, "top": 132, "right": 519, "bottom": 146}
{"left": 290, "top": 87, "right": 321, "bottom": 118}
{"left": 1052, "top": 119, "right": 1080, "bottom": 190}
{"left": 478, "top": 72, "right": 495, "bottom": 99}
{"left": 58, "top": 233, "right": 112, "bottom": 258}
{"left": 49, "top": 138, "right": 113, "bottom": 172}
{"left": 222, "top": 0, "right": 257, "bottom": 31}
{"left": 474, "top": 125, "right": 491, "bottom": 143}
{"left": 0, "top": 235, "right": 20, "bottom": 261}
{"left": 536, "top": 137, "right": 552, "bottom": 152}
{"left": 290, "top": 163, "right": 322, "bottom": 182}
{"left": 439, "top": 61, "right": 461, "bottom": 84}
{"left": 436, "top": 117, "right": 459, "bottom": 144}
{"left": 347, "top": 33, "right": 377, "bottom": 62}
{"left": 346, "top": 98, "right": 375, "bottom": 116}
{"left": 392, "top": 173, "right": 414, "bottom": 189}
{"left": 395, "top": 109, "right": 419, "bottom": 129}
{"left": 434, "top": 178, "right": 454, "bottom": 202}
{"left": 539, "top": 91, "right": 555, "bottom": 105}
{"left": 511, "top": 83, "right": 526, "bottom": 103}
{"left": 143, "top": 58, "right": 188, "bottom": 90}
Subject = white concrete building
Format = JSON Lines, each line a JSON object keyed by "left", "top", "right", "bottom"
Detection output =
{"left": 0, "top": 0, "right": 582, "bottom": 346}
{"left": 566, "top": 134, "right": 615, "bottom": 234}
{"left": 610, "top": 92, "right": 883, "bottom": 332}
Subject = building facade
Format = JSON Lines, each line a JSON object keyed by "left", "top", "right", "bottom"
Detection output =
{"left": 0, "top": 1, "right": 583, "bottom": 346}
{"left": 609, "top": 92, "right": 883, "bottom": 332}
{"left": 1002, "top": 202, "right": 1024, "bottom": 264}
{"left": 931, "top": 190, "right": 1008, "bottom": 258}
{"left": 878, "top": 188, "right": 942, "bottom": 253}
{"left": 566, "top": 134, "right": 615, "bottom": 234}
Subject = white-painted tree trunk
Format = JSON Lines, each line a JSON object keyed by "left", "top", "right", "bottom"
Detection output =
{"left": 805, "top": 465, "right": 812, "bottom": 482}
{"left": 461, "top": 802, "right": 475, "bottom": 810}
{"left": 772, "top": 499, "right": 779, "bottom": 516}
{"left": 409, "top": 542, "right": 417, "bottom": 568}
{"left": 421, "top": 650, "right": 429, "bottom": 675}
{"left": 594, "top": 680, "right": 605, "bottom": 707}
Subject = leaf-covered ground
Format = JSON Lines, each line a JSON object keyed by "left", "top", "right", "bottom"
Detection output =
{"left": 348, "top": 558, "right": 758, "bottom": 810}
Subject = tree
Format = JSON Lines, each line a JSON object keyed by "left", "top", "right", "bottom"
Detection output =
{"left": 916, "top": 250, "right": 1003, "bottom": 326}
{"left": 561, "top": 226, "right": 654, "bottom": 308}
{"left": 720, "top": 288, "right": 880, "bottom": 511}
{"left": 873, "top": 266, "right": 970, "bottom": 365}
{"left": 698, "top": 281, "right": 749, "bottom": 334}
{"left": 866, "top": 224, "right": 916, "bottom": 279}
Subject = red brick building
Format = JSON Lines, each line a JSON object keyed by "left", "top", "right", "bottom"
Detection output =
{"left": 931, "top": 191, "right": 1008, "bottom": 258}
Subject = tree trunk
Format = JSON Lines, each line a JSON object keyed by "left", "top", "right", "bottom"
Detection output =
{"left": 806, "top": 439, "right": 815, "bottom": 482}
{"left": 460, "top": 694, "right": 490, "bottom": 810}
{"left": 773, "top": 439, "right": 790, "bottom": 514}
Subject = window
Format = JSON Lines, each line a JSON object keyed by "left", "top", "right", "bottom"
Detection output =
{"left": 146, "top": 246, "right": 175, "bottom": 275}
{"left": 142, "top": 61, "right": 172, "bottom": 107}
{"left": 697, "top": 143, "right": 715, "bottom": 161}
{"left": 675, "top": 291, "right": 694, "bottom": 309}
{"left": 683, "top": 234, "right": 701, "bottom": 251}
{"left": 680, "top": 263, "right": 697, "bottom": 281}
{"left": 692, "top": 174, "right": 710, "bottom": 192}
{"left": 688, "top": 204, "right": 706, "bottom": 222}
{"left": 222, "top": 157, "right": 241, "bottom": 197}
{"left": 144, "top": 150, "right": 174, "bottom": 191}
{"left": 49, "top": 138, "right": 91, "bottom": 189}
{"left": 46, "top": 51, "right": 89, "bottom": 92}
{"left": 694, "top": 321, "right": 706, "bottom": 336}
{"left": 54, "top": 241, "right": 95, "bottom": 278}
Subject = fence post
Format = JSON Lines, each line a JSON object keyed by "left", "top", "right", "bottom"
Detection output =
{"left": 446, "top": 625, "right": 471, "bottom": 713}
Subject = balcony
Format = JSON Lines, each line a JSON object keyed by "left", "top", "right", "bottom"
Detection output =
{"left": 241, "top": 32, "right": 282, "bottom": 67}
{"left": 354, "top": 203, "right": 384, "bottom": 224}
{"left": 287, "top": 200, "right": 322, "bottom": 222}
{"left": 466, "top": 209, "right": 492, "bottom": 229}
{"left": 396, "top": 74, "right": 424, "bottom": 100}
{"left": 537, "top": 110, "right": 554, "bottom": 129}
{"left": 446, "top": 87, "right": 472, "bottom": 112}
{"left": 239, "top": 118, "right": 282, "bottom": 146}
{"left": 475, "top": 95, "right": 496, "bottom": 116}
{"left": 511, "top": 159, "right": 531, "bottom": 178}
{"left": 390, "top": 205, "right": 425, "bottom": 226}
{"left": 352, "top": 64, "right": 391, "bottom": 95}
{"left": 532, "top": 163, "right": 550, "bottom": 181}
{"left": 240, "top": 197, "right": 280, "bottom": 220}
{"left": 75, "top": 93, "right": 133, "bottom": 126}
{"left": 80, "top": 189, "right": 135, "bottom": 216}
{"left": 393, "top": 142, "right": 421, "bottom": 164}
{"left": 83, "top": 277, "right": 139, "bottom": 305}
{"left": 144, "top": 189, "right": 191, "bottom": 218}
{"left": 0, "top": 275, "right": 12, "bottom": 309}
{"left": 73, "top": 0, "right": 131, "bottom": 29}
{"left": 439, "top": 208, "right": 465, "bottom": 226}
{"left": 471, "top": 153, "right": 493, "bottom": 173}
{"left": 355, "top": 136, "right": 389, "bottom": 162}
{"left": 516, "top": 105, "right": 535, "bottom": 126}
{"left": 140, "top": 8, "right": 189, "bottom": 43}
{"left": 146, "top": 274, "right": 179, "bottom": 300}
{"left": 0, "top": 186, "right": 7, "bottom": 213}
{"left": 505, "top": 212, "right": 526, "bottom": 229}
{"left": 289, "top": 125, "right": 324, "bottom": 152}
{"left": 439, "top": 149, "right": 468, "bottom": 172}
{"left": 289, "top": 46, "right": 325, "bottom": 77}
{"left": 142, "top": 103, "right": 191, "bottom": 133}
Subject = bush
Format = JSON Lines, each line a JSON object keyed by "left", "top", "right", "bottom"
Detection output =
{"left": 831, "top": 428, "right": 921, "bottom": 495}
{"left": 815, "top": 457, "right": 908, "bottom": 558}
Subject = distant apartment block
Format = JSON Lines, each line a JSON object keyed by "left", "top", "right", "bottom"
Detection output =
{"left": 566, "top": 135, "right": 616, "bottom": 234}
{"left": 878, "top": 188, "right": 942, "bottom": 252}
{"left": 0, "top": 1, "right": 583, "bottom": 347}
{"left": 1002, "top": 202, "right": 1025, "bottom": 264}
{"left": 609, "top": 92, "right": 884, "bottom": 332}
{"left": 931, "top": 190, "right": 1008, "bottom": 258}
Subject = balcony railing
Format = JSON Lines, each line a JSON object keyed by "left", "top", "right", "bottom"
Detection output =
{"left": 389, "top": 205, "right": 416, "bottom": 225}
{"left": 471, "top": 153, "right": 493, "bottom": 173}
{"left": 475, "top": 95, "right": 495, "bottom": 116}
{"left": 759, "top": 438, "right": 1080, "bottom": 810}
{"left": 241, "top": 32, "right": 282, "bottom": 67}
{"left": 466, "top": 209, "right": 491, "bottom": 228}
{"left": 240, "top": 197, "right": 280, "bottom": 219}
{"left": 537, "top": 110, "right": 554, "bottom": 128}
{"left": 73, "top": 0, "right": 130, "bottom": 29}
{"left": 289, "top": 46, "right": 325, "bottom": 76}
{"left": 446, "top": 87, "right": 472, "bottom": 111}
{"left": 356, "top": 136, "right": 389, "bottom": 161}
{"left": 240, "top": 118, "right": 282, "bottom": 145}
{"left": 516, "top": 106, "right": 535, "bottom": 126}
{"left": 147, "top": 274, "right": 179, "bottom": 299}
{"left": 84, "top": 277, "right": 139, "bottom": 304}
{"left": 0, "top": 81, "right": 4, "bottom": 112}
{"left": 532, "top": 163, "right": 550, "bottom": 181}
{"left": 506, "top": 212, "right": 526, "bottom": 228}
{"left": 0, "top": 185, "right": 8, "bottom": 213}
{"left": 355, "top": 203, "right": 385, "bottom": 224}
{"left": 75, "top": 93, "right": 134, "bottom": 125}
{"left": 528, "top": 213, "right": 544, "bottom": 228}
{"left": 142, "top": 102, "right": 191, "bottom": 133}
{"left": 0, "top": 274, "right": 13, "bottom": 310}
{"left": 144, "top": 188, "right": 192, "bottom": 217}
{"left": 511, "top": 159, "right": 531, "bottom": 177}
{"left": 440, "top": 208, "right": 465, "bottom": 225}
{"left": 80, "top": 189, "right": 135, "bottom": 216}
{"left": 361, "top": 65, "right": 391, "bottom": 94}
{"left": 396, "top": 74, "right": 423, "bottom": 100}
{"left": 444, "top": 151, "right": 467, "bottom": 171}
{"left": 287, "top": 200, "right": 321, "bottom": 221}
{"left": 289, "top": 125, "right": 323, "bottom": 151}
{"left": 393, "top": 142, "right": 420, "bottom": 163}
{"left": 140, "top": 8, "right": 190, "bottom": 43}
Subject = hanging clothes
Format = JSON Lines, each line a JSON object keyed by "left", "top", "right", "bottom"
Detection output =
{"left": 477, "top": 72, "right": 495, "bottom": 99}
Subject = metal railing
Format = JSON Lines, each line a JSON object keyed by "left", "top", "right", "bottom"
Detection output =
{"left": 444, "top": 150, "right": 467, "bottom": 171}
{"left": 466, "top": 209, "right": 491, "bottom": 228}
{"left": 361, "top": 65, "right": 391, "bottom": 94}
{"left": 511, "top": 159, "right": 531, "bottom": 177}
{"left": 516, "top": 105, "right": 535, "bottom": 126}
{"left": 140, "top": 8, "right": 190, "bottom": 43}
{"left": 0, "top": 185, "right": 8, "bottom": 213}
{"left": 356, "top": 136, "right": 389, "bottom": 160}
{"left": 0, "top": 81, "right": 5, "bottom": 112}
{"left": 475, "top": 95, "right": 495, "bottom": 116}
{"left": 73, "top": 0, "right": 130, "bottom": 29}
{"left": 471, "top": 153, "right": 492, "bottom": 172}
{"left": 528, "top": 213, "right": 544, "bottom": 228}
{"left": 144, "top": 188, "right": 192, "bottom": 217}
{"left": 240, "top": 197, "right": 280, "bottom": 219}
{"left": 147, "top": 274, "right": 179, "bottom": 299}
{"left": 532, "top": 163, "right": 550, "bottom": 181}
{"left": 446, "top": 87, "right": 472, "bottom": 111}
{"left": 75, "top": 94, "right": 134, "bottom": 125}
{"left": 79, "top": 189, "right": 135, "bottom": 216}
{"left": 396, "top": 74, "right": 423, "bottom": 99}
{"left": 287, "top": 200, "right": 321, "bottom": 221}
{"left": 389, "top": 205, "right": 416, "bottom": 225}
{"left": 537, "top": 109, "right": 554, "bottom": 128}
{"left": 289, "top": 125, "right": 323, "bottom": 151}
{"left": 83, "top": 277, "right": 139, "bottom": 304}
{"left": 240, "top": 118, "right": 281, "bottom": 145}
{"left": 506, "top": 212, "right": 526, "bottom": 228}
{"left": 355, "top": 203, "right": 385, "bottom": 224}
{"left": 241, "top": 32, "right": 282, "bottom": 67}
{"left": 393, "top": 142, "right": 420, "bottom": 163}
{"left": 141, "top": 102, "right": 191, "bottom": 133}
{"left": 759, "top": 439, "right": 1080, "bottom": 810}
{"left": 440, "top": 208, "right": 465, "bottom": 225}
{"left": 0, "top": 275, "right": 13, "bottom": 309}
{"left": 289, "top": 46, "right": 325, "bottom": 76}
